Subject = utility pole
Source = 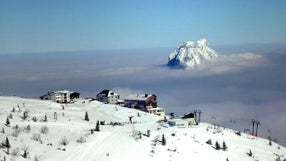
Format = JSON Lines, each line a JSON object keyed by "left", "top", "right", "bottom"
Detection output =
{"left": 255, "top": 121, "right": 261, "bottom": 136}
{"left": 197, "top": 110, "right": 202, "bottom": 123}
{"left": 250, "top": 119, "right": 256, "bottom": 136}
{"left": 193, "top": 109, "right": 197, "bottom": 123}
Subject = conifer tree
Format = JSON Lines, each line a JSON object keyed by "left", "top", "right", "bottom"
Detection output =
{"left": 90, "top": 129, "right": 94, "bottom": 134}
{"left": 54, "top": 112, "right": 57, "bottom": 120}
{"left": 9, "top": 113, "right": 13, "bottom": 119}
{"left": 222, "top": 141, "right": 227, "bottom": 151}
{"left": 147, "top": 130, "right": 150, "bottom": 137}
{"left": 95, "top": 120, "right": 100, "bottom": 132}
{"left": 84, "top": 112, "right": 89, "bottom": 121}
{"left": 269, "top": 139, "right": 272, "bottom": 146}
{"left": 162, "top": 134, "right": 166, "bottom": 146}
{"left": 206, "top": 139, "right": 212, "bottom": 145}
{"left": 26, "top": 125, "right": 31, "bottom": 131}
{"left": 23, "top": 110, "right": 28, "bottom": 120}
{"left": 5, "top": 137, "right": 10, "bottom": 154}
{"left": 22, "top": 145, "right": 29, "bottom": 158}
{"left": 215, "top": 141, "right": 221, "bottom": 150}
{"left": 5, "top": 117, "right": 10, "bottom": 126}
{"left": 247, "top": 149, "right": 252, "bottom": 157}
{"left": 44, "top": 114, "right": 48, "bottom": 122}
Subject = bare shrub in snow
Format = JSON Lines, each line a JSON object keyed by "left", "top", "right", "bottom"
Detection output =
{"left": 153, "top": 135, "right": 160, "bottom": 144}
{"left": 11, "top": 148, "right": 20, "bottom": 156}
{"left": 40, "top": 126, "right": 49, "bottom": 134}
{"left": 12, "top": 127, "right": 21, "bottom": 137}
{"left": 32, "top": 116, "right": 38, "bottom": 122}
{"left": 60, "top": 136, "right": 69, "bottom": 146}
{"left": 32, "top": 133, "right": 41, "bottom": 142}
{"left": 130, "top": 126, "right": 139, "bottom": 137}
{"left": 34, "top": 155, "right": 39, "bottom": 161}
{"left": 76, "top": 136, "right": 86, "bottom": 143}
{"left": 21, "top": 145, "right": 29, "bottom": 158}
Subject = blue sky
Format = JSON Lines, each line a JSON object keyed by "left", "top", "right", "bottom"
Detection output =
{"left": 1, "top": 0, "right": 286, "bottom": 53}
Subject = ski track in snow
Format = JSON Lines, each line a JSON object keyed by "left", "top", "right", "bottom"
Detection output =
{"left": 63, "top": 132, "right": 110, "bottom": 161}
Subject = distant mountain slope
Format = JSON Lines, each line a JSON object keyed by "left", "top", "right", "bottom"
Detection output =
{"left": 168, "top": 39, "right": 219, "bottom": 70}
{"left": 0, "top": 96, "right": 285, "bottom": 161}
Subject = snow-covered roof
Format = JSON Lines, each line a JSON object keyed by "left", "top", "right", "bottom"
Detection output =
{"left": 124, "top": 94, "right": 153, "bottom": 101}
{"left": 54, "top": 90, "right": 74, "bottom": 94}
{"left": 147, "top": 107, "right": 165, "bottom": 111}
{"left": 98, "top": 90, "right": 119, "bottom": 97}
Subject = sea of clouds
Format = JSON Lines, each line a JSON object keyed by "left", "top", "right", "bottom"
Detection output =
{"left": 1, "top": 44, "right": 286, "bottom": 145}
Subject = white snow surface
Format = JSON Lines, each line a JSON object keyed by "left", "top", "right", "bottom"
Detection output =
{"left": 168, "top": 39, "right": 219, "bottom": 70}
{"left": 0, "top": 96, "right": 285, "bottom": 161}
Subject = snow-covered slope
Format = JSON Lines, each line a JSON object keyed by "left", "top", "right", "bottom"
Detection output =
{"left": 168, "top": 39, "right": 219, "bottom": 70}
{"left": 0, "top": 96, "right": 285, "bottom": 161}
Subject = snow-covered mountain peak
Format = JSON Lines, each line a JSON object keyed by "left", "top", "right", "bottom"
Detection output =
{"left": 168, "top": 39, "right": 219, "bottom": 70}
{"left": 183, "top": 38, "right": 208, "bottom": 47}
